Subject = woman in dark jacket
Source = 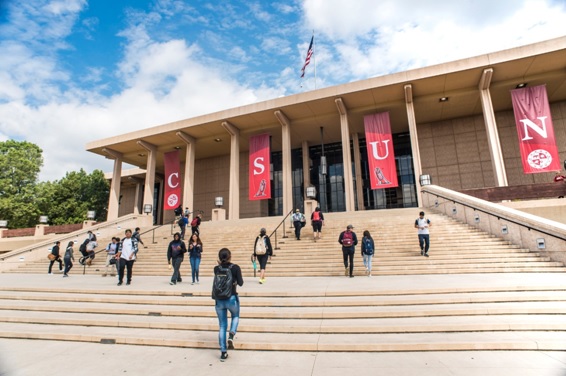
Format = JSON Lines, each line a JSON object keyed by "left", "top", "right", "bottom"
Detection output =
{"left": 188, "top": 233, "right": 203, "bottom": 284}
{"left": 167, "top": 232, "right": 187, "bottom": 285}
{"left": 361, "top": 230, "right": 375, "bottom": 277}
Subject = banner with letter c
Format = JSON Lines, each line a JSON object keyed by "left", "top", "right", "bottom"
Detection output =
{"left": 249, "top": 134, "right": 271, "bottom": 200}
{"left": 364, "top": 112, "right": 398, "bottom": 190}
{"left": 163, "top": 150, "right": 181, "bottom": 210}
{"left": 511, "top": 84, "right": 560, "bottom": 174}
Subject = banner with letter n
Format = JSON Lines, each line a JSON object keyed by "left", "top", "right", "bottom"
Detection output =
{"left": 163, "top": 150, "right": 181, "bottom": 210}
{"left": 249, "top": 133, "right": 271, "bottom": 200}
{"left": 511, "top": 84, "right": 560, "bottom": 174}
{"left": 364, "top": 112, "right": 398, "bottom": 190}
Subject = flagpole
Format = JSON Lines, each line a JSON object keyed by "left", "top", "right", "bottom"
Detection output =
{"left": 312, "top": 30, "right": 317, "bottom": 90}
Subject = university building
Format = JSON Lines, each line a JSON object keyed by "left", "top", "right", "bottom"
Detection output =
{"left": 86, "top": 37, "right": 566, "bottom": 224}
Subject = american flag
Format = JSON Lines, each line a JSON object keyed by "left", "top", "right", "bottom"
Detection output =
{"left": 300, "top": 36, "right": 314, "bottom": 78}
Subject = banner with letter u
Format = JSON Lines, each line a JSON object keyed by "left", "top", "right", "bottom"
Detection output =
{"left": 364, "top": 112, "right": 398, "bottom": 190}
{"left": 163, "top": 150, "right": 181, "bottom": 210}
{"left": 511, "top": 84, "right": 560, "bottom": 174}
{"left": 249, "top": 134, "right": 271, "bottom": 200}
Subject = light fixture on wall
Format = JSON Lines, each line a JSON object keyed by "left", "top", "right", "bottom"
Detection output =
{"left": 537, "top": 238, "right": 545, "bottom": 249}
{"left": 501, "top": 225, "right": 508, "bottom": 235}
{"left": 87, "top": 210, "right": 96, "bottom": 220}
{"left": 39, "top": 216, "right": 48, "bottom": 224}
{"left": 0, "top": 220, "right": 7, "bottom": 228}
{"left": 306, "top": 186, "right": 317, "bottom": 199}
{"left": 439, "top": 97, "right": 449, "bottom": 102}
{"left": 516, "top": 83, "right": 527, "bottom": 89}
{"left": 143, "top": 204, "right": 153, "bottom": 214}
{"left": 215, "top": 197, "right": 224, "bottom": 208}
{"left": 419, "top": 174, "right": 432, "bottom": 186}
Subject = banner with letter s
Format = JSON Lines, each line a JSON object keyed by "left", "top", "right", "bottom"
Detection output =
{"left": 511, "top": 84, "right": 560, "bottom": 174}
{"left": 364, "top": 112, "right": 398, "bottom": 190}
{"left": 163, "top": 150, "right": 181, "bottom": 210}
{"left": 249, "top": 134, "right": 271, "bottom": 200}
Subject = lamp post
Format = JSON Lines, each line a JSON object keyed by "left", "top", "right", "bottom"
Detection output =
{"left": 0, "top": 220, "right": 7, "bottom": 228}
{"left": 87, "top": 210, "right": 96, "bottom": 220}
{"left": 39, "top": 216, "right": 48, "bottom": 224}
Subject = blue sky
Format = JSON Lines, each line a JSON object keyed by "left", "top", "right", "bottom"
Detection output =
{"left": 1, "top": 0, "right": 565, "bottom": 180}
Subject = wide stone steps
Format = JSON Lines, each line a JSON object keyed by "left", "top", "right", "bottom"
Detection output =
{"left": 0, "top": 284, "right": 565, "bottom": 352}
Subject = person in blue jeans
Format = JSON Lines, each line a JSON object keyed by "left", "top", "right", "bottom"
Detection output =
{"left": 213, "top": 248, "right": 244, "bottom": 361}
{"left": 188, "top": 233, "right": 203, "bottom": 284}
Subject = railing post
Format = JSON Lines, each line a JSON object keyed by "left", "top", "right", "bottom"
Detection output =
{"left": 282, "top": 220, "right": 287, "bottom": 238}
{"left": 274, "top": 231, "right": 279, "bottom": 250}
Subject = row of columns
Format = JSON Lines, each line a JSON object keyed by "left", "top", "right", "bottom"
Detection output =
{"left": 104, "top": 67, "right": 508, "bottom": 221}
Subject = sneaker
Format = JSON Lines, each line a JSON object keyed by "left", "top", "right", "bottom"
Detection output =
{"left": 110, "top": 274, "right": 116, "bottom": 277}
{"left": 63, "top": 274, "right": 68, "bottom": 278}
{"left": 424, "top": 253, "right": 429, "bottom": 257}
{"left": 220, "top": 352, "right": 228, "bottom": 361}
{"left": 126, "top": 281, "right": 131, "bottom": 285}
{"left": 368, "top": 273, "right": 372, "bottom": 277}
{"left": 177, "top": 278, "right": 182, "bottom": 282}
{"left": 349, "top": 275, "right": 355, "bottom": 278}
{"left": 420, "top": 250, "right": 424, "bottom": 256}
{"left": 170, "top": 281, "right": 176, "bottom": 285}
{"left": 191, "top": 282, "right": 195, "bottom": 285}
{"left": 196, "top": 281, "right": 200, "bottom": 284}
{"left": 227, "top": 333, "right": 235, "bottom": 350}
{"left": 344, "top": 268, "right": 349, "bottom": 276}
{"left": 102, "top": 273, "right": 107, "bottom": 277}
{"left": 48, "top": 272, "right": 52, "bottom": 275}
{"left": 117, "top": 282, "right": 123, "bottom": 286}
{"left": 259, "top": 279, "right": 264, "bottom": 284}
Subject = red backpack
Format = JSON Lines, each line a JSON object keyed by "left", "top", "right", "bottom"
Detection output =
{"left": 191, "top": 217, "right": 199, "bottom": 226}
{"left": 342, "top": 231, "right": 353, "bottom": 247}
{"left": 312, "top": 211, "right": 321, "bottom": 221}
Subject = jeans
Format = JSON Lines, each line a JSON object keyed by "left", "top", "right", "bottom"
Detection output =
{"left": 63, "top": 257, "right": 73, "bottom": 275}
{"left": 342, "top": 248, "right": 354, "bottom": 276}
{"left": 190, "top": 257, "right": 201, "bottom": 283}
{"left": 363, "top": 254, "right": 373, "bottom": 272}
{"left": 293, "top": 221, "right": 302, "bottom": 239}
{"left": 118, "top": 258, "right": 135, "bottom": 283}
{"left": 171, "top": 257, "right": 183, "bottom": 282}
{"left": 215, "top": 295, "right": 240, "bottom": 352}
{"left": 418, "top": 234, "right": 430, "bottom": 253}
{"left": 48, "top": 257, "right": 62, "bottom": 273}
{"left": 180, "top": 225, "right": 186, "bottom": 240}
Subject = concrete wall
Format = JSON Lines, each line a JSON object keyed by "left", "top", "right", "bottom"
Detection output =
{"left": 421, "top": 185, "right": 566, "bottom": 265}
{"left": 419, "top": 100, "right": 566, "bottom": 190}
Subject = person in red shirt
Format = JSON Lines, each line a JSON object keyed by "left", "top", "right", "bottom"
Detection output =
{"left": 553, "top": 171, "right": 566, "bottom": 182}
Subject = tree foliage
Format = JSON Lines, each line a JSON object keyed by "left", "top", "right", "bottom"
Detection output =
{"left": 0, "top": 140, "right": 109, "bottom": 228}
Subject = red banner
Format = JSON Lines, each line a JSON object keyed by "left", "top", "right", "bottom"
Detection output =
{"left": 511, "top": 85, "right": 560, "bottom": 174}
{"left": 364, "top": 112, "right": 398, "bottom": 189}
{"left": 163, "top": 151, "right": 181, "bottom": 210}
{"left": 249, "top": 134, "right": 271, "bottom": 200}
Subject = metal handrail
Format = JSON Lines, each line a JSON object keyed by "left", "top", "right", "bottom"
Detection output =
{"left": 427, "top": 190, "right": 566, "bottom": 242}
{"left": 268, "top": 209, "right": 294, "bottom": 250}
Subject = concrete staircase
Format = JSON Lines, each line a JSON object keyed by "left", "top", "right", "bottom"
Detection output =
{"left": 7, "top": 208, "right": 564, "bottom": 277}
{"left": 0, "top": 208, "right": 564, "bottom": 352}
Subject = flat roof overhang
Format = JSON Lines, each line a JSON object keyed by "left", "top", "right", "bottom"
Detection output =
{"left": 86, "top": 36, "right": 566, "bottom": 172}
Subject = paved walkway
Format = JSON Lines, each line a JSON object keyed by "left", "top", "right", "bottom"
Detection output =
{"left": 1, "top": 272, "right": 566, "bottom": 376}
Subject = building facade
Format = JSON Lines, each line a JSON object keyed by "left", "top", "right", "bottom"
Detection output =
{"left": 88, "top": 37, "right": 566, "bottom": 224}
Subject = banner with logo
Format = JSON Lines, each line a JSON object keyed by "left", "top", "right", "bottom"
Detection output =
{"left": 163, "top": 150, "right": 181, "bottom": 210}
{"left": 249, "top": 134, "right": 271, "bottom": 200}
{"left": 364, "top": 112, "right": 398, "bottom": 189}
{"left": 511, "top": 85, "right": 560, "bottom": 174}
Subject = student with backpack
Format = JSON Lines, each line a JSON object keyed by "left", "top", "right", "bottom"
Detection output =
{"left": 311, "top": 206, "right": 324, "bottom": 242}
{"left": 361, "top": 230, "right": 375, "bottom": 277}
{"left": 253, "top": 227, "right": 272, "bottom": 284}
{"left": 212, "top": 248, "right": 244, "bottom": 361}
{"left": 415, "top": 211, "right": 432, "bottom": 257}
{"left": 191, "top": 214, "right": 202, "bottom": 236}
{"left": 178, "top": 214, "right": 188, "bottom": 240}
{"left": 338, "top": 224, "right": 358, "bottom": 278}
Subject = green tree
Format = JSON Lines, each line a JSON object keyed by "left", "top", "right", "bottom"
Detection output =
{"left": 37, "top": 169, "right": 109, "bottom": 225}
{"left": 0, "top": 140, "right": 43, "bottom": 228}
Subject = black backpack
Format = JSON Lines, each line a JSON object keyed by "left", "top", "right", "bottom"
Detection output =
{"left": 212, "top": 264, "right": 234, "bottom": 300}
{"left": 177, "top": 217, "right": 184, "bottom": 227}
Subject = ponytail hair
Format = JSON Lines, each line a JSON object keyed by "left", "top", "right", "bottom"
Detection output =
{"left": 218, "top": 248, "right": 232, "bottom": 265}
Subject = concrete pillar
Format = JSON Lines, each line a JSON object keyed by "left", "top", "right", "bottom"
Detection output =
{"left": 478, "top": 68, "right": 508, "bottom": 187}
{"left": 335, "top": 98, "right": 355, "bottom": 212}
{"left": 176, "top": 131, "right": 196, "bottom": 219}
{"left": 351, "top": 132, "right": 365, "bottom": 211}
{"left": 404, "top": 84, "right": 424, "bottom": 206}
{"left": 275, "top": 110, "right": 293, "bottom": 216}
{"left": 221, "top": 121, "right": 240, "bottom": 220}
{"left": 137, "top": 140, "right": 157, "bottom": 218}
{"left": 127, "top": 177, "right": 144, "bottom": 215}
{"left": 102, "top": 148, "right": 123, "bottom": 220}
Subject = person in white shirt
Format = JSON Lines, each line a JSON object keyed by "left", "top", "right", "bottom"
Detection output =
{"left": 292, "top": 209, "right": 305, "bottom": 240}
{"left": 414, "top": 211, "right": 432, "bottom": 257}
{"left": 116, "top": 229, "right": 138, "bottom": 286}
